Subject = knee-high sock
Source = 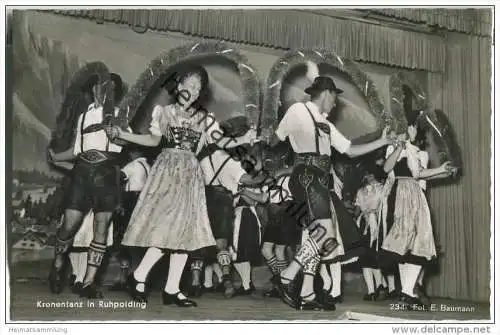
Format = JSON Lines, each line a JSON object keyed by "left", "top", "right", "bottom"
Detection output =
{"left": 82, "top": 241, "right": 106, "bottom": 286}
{"left": 276, "top": 259, "right": 289, "bottom": 273}
{"left": 190, "top": 260, "right": 204, "bottom": 286}
{"left": 265, "top": 256, "right": 279, "bottom": 275}
{"left": 234, "top": 262, "right": 251, "bottom": 290}
{"left": 362, "top": 268, "right": 375, "bottom": 294}
{"left": 76, "top": 252, "right": 87, "bottom": 283}
{"left": 212, "top": 263, "right": 223, "bottom": 282}
{"left": 217, "top": 250, "right": 232, "bottom": 277}
{"left": 164, "top": 253, "right": 188, "bottom": 295}
{"left": 133, "top": 247, "right": 164, "bottom": 292}
{"left": 387, "top": 274, "right": 396, "bottom": 292}
{"left": 69, "top": 253, "right": 78, "bottom": 276}
{"left": 204, "top": 264, "right": 214, "bottom": 288}
{"left": 275, "top": 245, "right": 288, "bottom": 271}
{"left": 54, "top": 236, "right": 72, "bottom": 268}
{"left": 400, "top": 263, "right": 422, "bottom": 297}
{"left": 301, "top": 254, "right": 320, "bottom": 300}
{"left": 320, "top": 263, "right": 332, "bottom": 291}
{"left": 300, "top": 274, "right": 315, "bottom": 301}
{"left": 282, "top": 237, "right": 319, "bottom": 282}
{"left": 373, "top": 269, "right": 384, "bottom": 288}
{"left": 329, "top": 262, "right": 342, "bottom": 298}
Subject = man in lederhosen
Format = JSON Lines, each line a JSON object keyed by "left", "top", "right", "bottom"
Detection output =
{"left": 48, "top": 75, "right": 128, "bottom": 299}
{"left": 189, "top": 119, "right": 267, "bottom": 298}
{"left": 267, "top": 76, "right": 392, "bottom": 310}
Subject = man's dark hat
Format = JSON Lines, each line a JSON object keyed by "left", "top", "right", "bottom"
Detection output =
{"left": 305, "top": 76, "right": 344, "bottom": 95}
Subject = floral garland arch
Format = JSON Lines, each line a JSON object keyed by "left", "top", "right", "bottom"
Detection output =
{"left": 389, "top": 71, "right": 427, "bottom": 134}
{"left": 116, "top": 41, "right": 262, "bottom": 129}
{"left": 261, "top": 49, "right": 390, "bottom": 140}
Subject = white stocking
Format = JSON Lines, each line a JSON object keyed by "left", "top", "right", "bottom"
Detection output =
{"left": 329, "top": 262, "right": 342, "bottom": 297}
{"left": 362, "top": 268, "right": 375, "bottom": 294}
{"left": 400, "top": 263, "right": 421, "bottom": 297}
{"left": 320, "top": 264, "right": 332, "bottom": 291}
{"left": 133, "top": 247, "right": 164, "bottom": 292}
{"left": 233, "top": 262, "right": 251, "bottom": 290}
{"left": 164, "top": 253, "right": 188, "bottom": 297}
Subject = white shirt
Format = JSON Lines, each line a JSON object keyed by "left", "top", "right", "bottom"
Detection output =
{"left": 275, "top": 101, "right": 351, "bottom": 156}
{"left": 200, "top": 150, "right": 246, "bottom": 195}
{"left": 73, "top": 103, "right": 127, "bottom": 155}
{"left": 121, "top": 157, "right": 150, "bottom": 192}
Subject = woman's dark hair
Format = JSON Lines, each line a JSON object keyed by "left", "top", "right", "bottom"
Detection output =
{"left": 164, "top": 64, "right": 210, "bottom": 108}
{"left": 409, "top": 119, "right": 428, "bottom": 150}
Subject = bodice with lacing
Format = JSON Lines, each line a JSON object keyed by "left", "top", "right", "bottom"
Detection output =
{"left": 168, "top": 126, "right": 202, "bottom": 153}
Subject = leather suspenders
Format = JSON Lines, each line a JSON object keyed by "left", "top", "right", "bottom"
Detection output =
{"left": 208, "top": 154, "right": 232, "bottom": 186}
{"left": 303, "top": 103, "right": 320, "bottom": 155}
{"left": 80, "top": 104, "right": 111, "bottom": 153}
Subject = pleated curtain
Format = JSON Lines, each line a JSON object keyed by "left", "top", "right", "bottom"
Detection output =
{"left": 426, "top": 33, "right": 491, "bottom": 302}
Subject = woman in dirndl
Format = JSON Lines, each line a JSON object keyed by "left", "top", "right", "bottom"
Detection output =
{"left": 112, "top": 64, "right": 255, "bottom": 307}
{"left": 378, "top": 120, "right": 453, "bottom": 309}
{"left": 354, "top": 163, "right": 390, "bottom": 301}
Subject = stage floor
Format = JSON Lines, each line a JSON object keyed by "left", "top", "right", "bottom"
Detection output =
{"left": 9, "top": 280, "right": 490, "bottom": 322}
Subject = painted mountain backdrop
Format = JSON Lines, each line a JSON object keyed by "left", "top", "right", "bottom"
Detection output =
{"left": 12, "top": 12, "right": 83, "bottom": 178}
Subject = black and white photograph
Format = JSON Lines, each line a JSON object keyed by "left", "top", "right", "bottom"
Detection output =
{"left": 2, "top": 4, "right": 496, "bottom": 332}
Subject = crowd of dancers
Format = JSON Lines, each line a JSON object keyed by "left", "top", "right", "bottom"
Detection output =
{"left": 46, "top": 62, "right": 456, "bottom": 311}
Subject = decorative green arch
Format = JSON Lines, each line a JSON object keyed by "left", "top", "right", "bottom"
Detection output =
{"left": 389, "top": 71, "right": 427, "bottom": 133}
{"left": 261, "top": 49, "right": 389, "bottom": 140}
{"left": 116, "top": 41, "right": 262, "bottom": 129}
{"left": 390, "top": 71, "right": 462, "bottom": 176}
{"left": 50, "top": 61, "right": 111, "bottom": 153}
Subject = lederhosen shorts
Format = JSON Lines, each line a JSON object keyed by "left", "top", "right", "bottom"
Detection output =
{"left": 263, "top": 200, "right": 302, "bottom": 246}
{"left": 205, "top": 185, "right": 234, "bottom": 240}
{"left": 66, "top": 150, "right": 121, "bottom": 213}
{"left": 289, "top": 153, "right": 332, "bottom": 225}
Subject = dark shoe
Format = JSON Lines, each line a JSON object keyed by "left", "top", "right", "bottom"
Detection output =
{"left": 202, "top": 285, "right": 215, "bottom": 293}
{"left": 126, "top": 274, "right": 147, "bottom": 303}
{"left": 223, "top": 277, "right": 236, "bottom": 298}
{"left": 72, "top": 282, "right": 83, "bottom": 294}
{"left": 387, "top": 290, "right": 399, "bottom": 299}
{"left": 235, "top": 282, "right": 255, "bottom": 296}
{"left": 187, "top": 284, "right": 203, "bottom": 298}
{"left": 263, "top": 286, "right": 281, "bottom": 298}
{"left": 272, "top": 275, "right": 298, "bottom": 309}
{"left": 109, "top": 282, "right": 127, "bottom": 292}
{"left": 48, "top": 261, "right": 67, "bottom": 294}
{"left": 363, "top": 293, "right": 377, "bottom": 301}
{"left": 162, "top": 292, "right": 197, "bottom": 307}
{"left": 297, "top": 298, "right": 325, "bottom": 311}
{"left": 215, "top": 282, "right": 225, "bottom": 293}
{"left": 79, "top": 283, "right": 103, "bottom": 299}
{"left": 375, "top": 285, "right": 388, "bottom": 301}
{"left": 399, "top": 293, "right": 428, "bottom": 311}
{"left": 414, "top": 284, "right": 431, "bottom": 306}
{"left": 318, "top": 290, "right": 337, "bottom": 310}
{"left": 331, "top": 294, "right": 343, "bottom": 304}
